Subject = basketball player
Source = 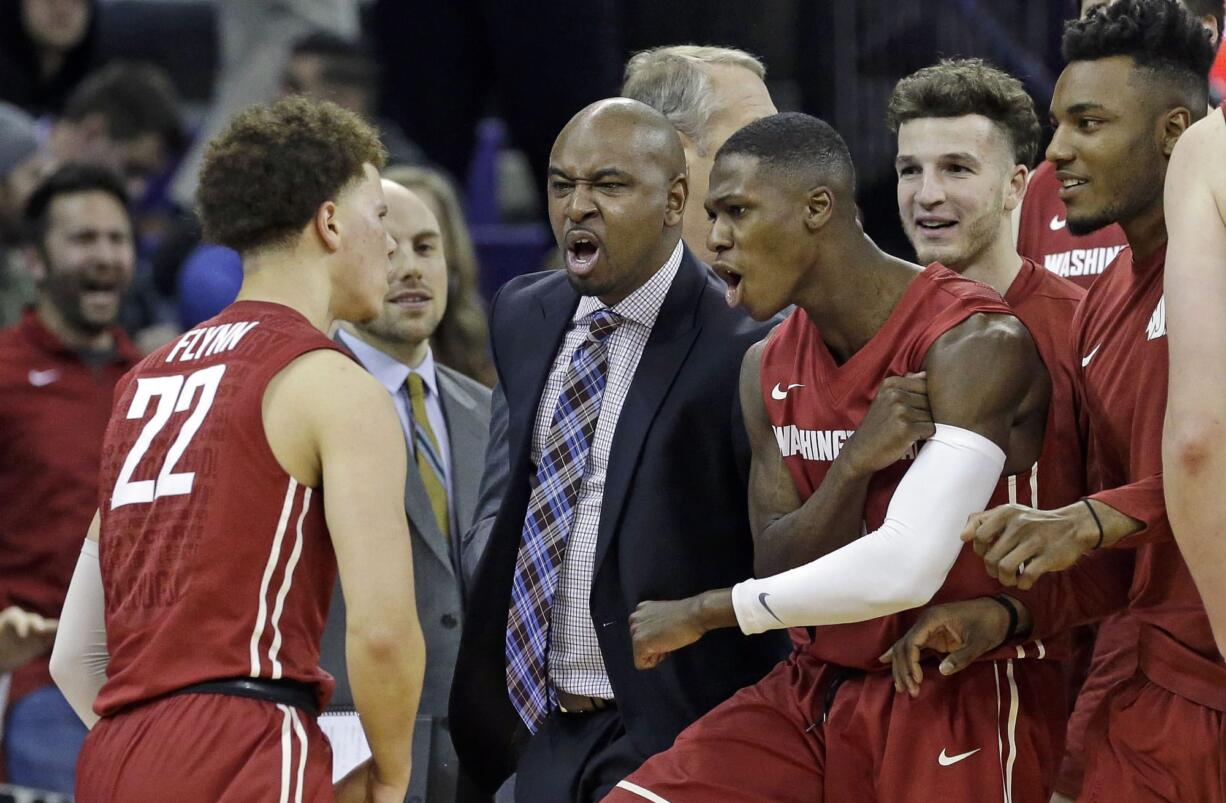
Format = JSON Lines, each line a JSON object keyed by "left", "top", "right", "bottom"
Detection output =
{"left": 896, "top": 3, "right": 1221, "bottom": 800}
{"left": 603, "top": 112, "right": 1070, "bottom": 803}
{"left": 1164, "top": 102, "right": 1226, "bottom": 658}
{"left": 49, "top": 97, "right": 426, "bottom": 803}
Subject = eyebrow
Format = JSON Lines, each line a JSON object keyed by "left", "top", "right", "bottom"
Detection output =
{"left": 547, "top": 167, "right": 632, "bottom": 182}
{"left": 1058, "top": 102, "right": 1111, "bottom": 116}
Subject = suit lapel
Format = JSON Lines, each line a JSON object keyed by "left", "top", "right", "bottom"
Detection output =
{"left": 592, "top": 252, "right": 705, "bottom": 575}
{"left": 437, "top": 368, "right": 484, "bottom": 537}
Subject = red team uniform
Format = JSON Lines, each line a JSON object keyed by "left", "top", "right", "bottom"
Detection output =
{"left": 1066, "top": 244, "right": 1226, "bottom": 802}
{"left": 76, "top": 301, "right": 346, "bottom": 803}
{"left": 611, "top": 265, "right": 1082, "bottom": 803}
{"left": 1017, "top": 161, "right": 1128, "bottom": 290}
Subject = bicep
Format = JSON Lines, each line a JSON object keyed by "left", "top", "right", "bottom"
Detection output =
{"left": 923, "top": 314, "right": 1040, "bottom": 454}
{"left": 741, "top": 341, "right": 801, "bottom": 537}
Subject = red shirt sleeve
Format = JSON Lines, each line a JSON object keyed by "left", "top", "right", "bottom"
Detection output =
{"left": 1012, "top": 548, "right": 1135, "bottom": 639}
{"left": 1090, "top": 475, "right": 1171, "bottom": 547}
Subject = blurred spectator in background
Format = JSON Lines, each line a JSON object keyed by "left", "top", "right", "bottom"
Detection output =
{"left": 0, "top": 103, "right": 42, "bottom": 327}
{"left": 169, "top": 0, "right": 360, "bottom": 208}
{"left": 0, "top": 0, "right": 99, "bottom": 117}
{"left": 622, "top": 45, "right": 777, "bottom": 265}
{"left": 386, "top": 165, "right": 494, "bottom": 387}
{"left": 281, "top": 30, "right": 424, "bottom": 166}
{"left": 0, "top": 163, "right": 139, "bottom": 794}
{"left": 371, "top": 0, "right": 622, "bottom": 215}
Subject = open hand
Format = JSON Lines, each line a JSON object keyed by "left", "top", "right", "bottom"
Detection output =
{"left": 878, "top": 597, "right": 1012, "bottom": 696}
{"left": 630, "top": 597, "right": 707, "bottom": 670}
{"left": 962, "top": 503, "right": 1096, "bottom": 589}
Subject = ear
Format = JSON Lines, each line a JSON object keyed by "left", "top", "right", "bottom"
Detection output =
{"left": 313, "top": 200, "right": 342, "bottom": 252}
{"left": 1160, "top": 106, "right": 1193, "bottom": 157}
{"left": 23, "top": 245, "right": 46, "bottom": 282}
{"left": 664, "top": 173, "right": 688, "bottom": 227}
{"left": 804, "top": 187, "right": 834, "bottom": 232}
{"left": 1003, "top": 164, "right": 1029, "bottom": 212}
{"left": 1198, "top": 14, "right": 1220, "bottom": 48}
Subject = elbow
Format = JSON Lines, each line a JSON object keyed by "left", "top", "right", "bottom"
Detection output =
{"left": 875, "top": 569, "right": 943, "bottom": 614}
{"left": 346, "top": 615, "right": 425, "bottom": 669}
{"left": 48, "top": 640, "right": 67, "bottom": 688}
{"left": 1164, "top": 420, "right": 1221, "bottom": 477}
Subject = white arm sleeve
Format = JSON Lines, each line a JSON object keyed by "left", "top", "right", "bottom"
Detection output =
{"left": 49, "top": 540, "right": 108, "bottom": 728}
{"left": 732, "top": 423, "right": 1006, "bottom": 635}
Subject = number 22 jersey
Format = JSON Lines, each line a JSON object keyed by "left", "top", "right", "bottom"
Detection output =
{"left": 94, "top": 301, "right": 346, "bottom": 717}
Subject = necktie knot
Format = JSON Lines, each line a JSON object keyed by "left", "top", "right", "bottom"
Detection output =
{"left": 586, "top": 308, "right": 622, "bottom": 343}
{"left": 406, "top": 371, "right": 427, "bottom": 402}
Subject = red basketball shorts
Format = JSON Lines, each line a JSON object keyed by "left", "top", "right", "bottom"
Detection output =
{"left": 1080, "top": 672, "right": 1226, "bottom": 803}
{"left": 76, "top": 692, "right": 333, "bottom": 802}
{"left": 604, "top": 649, "right": 1066, "bottom": 803}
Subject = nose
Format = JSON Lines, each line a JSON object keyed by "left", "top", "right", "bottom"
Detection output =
{"left": 707, "top": 213, "right": 731, "bottom": 256}
{"left": 914, "top": 167, "right": 945, "bottom": 208}
{"left": 385, "top": 230, "right": 397, "bottom": 259}
{"left": 565, "top": 183, "right": 597, "bottom": 223}
{"left": 1046, "top": 124, "right": 1073, "bottom": 166}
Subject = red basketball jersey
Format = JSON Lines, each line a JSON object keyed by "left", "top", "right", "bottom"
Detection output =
{"left": 1017, "top": 161, "right": 1128, "bottom": 290}
{"left": 760, "top": 264, "right": 1058, "bottom": 668}
{"left": 993, "top": 257, "right": 1087, "bottom": 511}
{"left": 94, "top": 301, "right": 345, "bottom": 716}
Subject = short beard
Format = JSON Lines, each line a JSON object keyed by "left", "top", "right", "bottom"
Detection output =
{"left": 1069, "top": 156, "right": 1164, "bottom": 236}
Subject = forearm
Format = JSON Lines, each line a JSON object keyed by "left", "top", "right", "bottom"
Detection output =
{"left": 755, "top": 457, "right": 872, "bottom": 576}
{"left": 346, "top": 615, "right": 425, "bottom": 790}
{"left": 736, "top": 425, "right": 1005, "bottom": 634}
{"left": 1164, "top": 423, "right": 1226, "bottom": 646}
{"left": 1086, "top": 482, "right": 1158, "bottom": 547}
{"left": 49, "top": 540, "right": 109, "bottom": 728}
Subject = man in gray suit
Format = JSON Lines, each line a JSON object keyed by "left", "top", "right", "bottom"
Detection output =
{"left": 320, "top": 179, "right": 492, "bottom": 802}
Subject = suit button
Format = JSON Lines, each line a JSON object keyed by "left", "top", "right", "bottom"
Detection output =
{"left": 441, "top": 613, "right": 458, "bottom": 629}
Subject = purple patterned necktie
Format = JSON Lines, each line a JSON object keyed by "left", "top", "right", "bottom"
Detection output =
{"left": 505, "top": 308, "right": 622, "bottom": 731}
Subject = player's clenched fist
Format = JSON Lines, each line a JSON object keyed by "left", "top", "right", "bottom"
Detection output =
{"left": 630, "top": 597, "right": 711, "bottom": 670}
{"left": 841, "top": 373, "right": 935, "bottom": 477}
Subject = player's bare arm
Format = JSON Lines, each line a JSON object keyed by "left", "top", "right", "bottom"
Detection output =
{"left": 1163, "top": 106, "right": 1226, "bottom": 656}
{"left": 631, "top": 312, "right": 1044, "bottom": 668}
{"left": 265, "top": 349, "right": 426, "bottom": 800}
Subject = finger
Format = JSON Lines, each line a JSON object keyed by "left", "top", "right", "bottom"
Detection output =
{"left": 982, "top": 523, "right": 1034, "bottom": 584}
{"left": 890, "top": 375, "right": 928, "bottom": 394}
{"left": 995, "top": 536, "right": 1046, "bottom": 586}
{"left": 904, "top": 637, "right": 924, "bottom": 697}
{"left": 939, "top": 644, "right": 980, "bottom": 676}
{"left": 964, "top": 510, "right": 1010, "bottom": 554}
{"left": 1015, "top": 550, "right": 1066, "bottom": 590}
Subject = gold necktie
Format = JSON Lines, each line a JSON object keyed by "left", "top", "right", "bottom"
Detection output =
{"left": 406, "top": 372, "right": 449, "bottom": 540}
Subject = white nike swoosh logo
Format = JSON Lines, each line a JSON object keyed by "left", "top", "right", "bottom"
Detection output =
{"left": 1049, "top": 215, "right": 1067, "bottom": 231}
{"left": 1081, "top": 344, "right": 1101, "bottom": 368}
{"left": 938, "top": 748, "right": 981, "bottom": 767}
{"left": 28, "top": 369, "right": 59, "bottom": 387}
{"left": 771, "top": 383, "right": 804, "bottom": 401}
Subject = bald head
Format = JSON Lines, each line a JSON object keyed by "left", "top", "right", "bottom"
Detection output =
{"left": 553, "top": 98, "right": 687, "bottom": 179}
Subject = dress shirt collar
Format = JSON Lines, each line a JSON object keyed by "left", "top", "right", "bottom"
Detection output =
{"left": 337, "top": 328, "right": 439, "bottom": 398}
{"left": 573, "top": 239, "right": 683, "bottom": 329}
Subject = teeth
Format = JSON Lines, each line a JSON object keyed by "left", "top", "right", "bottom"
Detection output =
{"left": 1061, "top": 179, "right": 1086, "bottom": 188}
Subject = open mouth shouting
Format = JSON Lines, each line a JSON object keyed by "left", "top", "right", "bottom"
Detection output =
{"left": 714, "top": 262, "right": 744, "bottom": 308}
{"left": 565, "top": 229, "right": 603, "bottom": 277}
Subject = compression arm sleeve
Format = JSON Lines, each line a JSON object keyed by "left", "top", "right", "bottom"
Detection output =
{"left": 732, "top": 423, "right": 1006, "bottom": 635}
{"left": 49, "top": 539, "right": 108, "bottom": 728}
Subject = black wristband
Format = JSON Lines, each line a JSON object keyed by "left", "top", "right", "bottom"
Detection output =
{"left": 989, "top": 594, "right": 1020, "bottom": 642}
{"left": 1082, "top": 498, "right": 1105, "bottom": 550}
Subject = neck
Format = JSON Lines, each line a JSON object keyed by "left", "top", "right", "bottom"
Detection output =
{"left": 36, "top": 298, "right": 112, "bottom": 351}
{"left": 235, "top": 245, "right": 336, "bottom": 333}
{"left": 948, "top": 224, "right": 1023, "bottom": 296}
{"left": 1119, "top": 200, "right": 1168, "bottom": 263}
{"left": 343, "top": 323, "right": 430, "bottom": 368}
{"left": 795, "top": 230, "right": 918, "bottom": 363}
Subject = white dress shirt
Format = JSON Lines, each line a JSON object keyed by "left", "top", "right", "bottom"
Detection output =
{"left": 338, "top": 330, "right": 453, "bottom": 514}
{"left": 532, "top": 239, "right": 684, "bottom": 698}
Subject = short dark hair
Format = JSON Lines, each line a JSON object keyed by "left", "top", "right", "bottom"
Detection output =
{"left": 196, "top": 97, "right": 386, "bottom": 254}
{"left": 61, "top": 62, "right": 186, "bottom": 153}
{"left": 288, "top": 31, "right": 375, "bottom": 88}
{"left": 23, "top": 163, "right": 131, "bottom": 247}
{"left": 1064, "top": 0, "right": 1217, "bottom": 110}
{"left": 886, "top": 58, "right": 1042, "bottom": 166}
{"left": 717, "top": 112, "right": 856, "bottom": 190}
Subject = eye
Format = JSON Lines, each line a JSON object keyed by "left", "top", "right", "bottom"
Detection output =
{"left": 550, "top": 180, "right": 573, "bottom": 194}
{"left": 898, "top": 165, "right": 919, "bottom": 177}
{"left": 596, "top": 181, "right": 625, "bottom": 191}
{"left": 1077, "top": 118, "right": 1102, "bottom": 132}
{"left": 728, "top": 205, "right": 747, "bottom": 218}
{"left": 706, "top": 209, "right": 717, "bottom": 222}
{"left": 946, "top": 164, "right": 972, "bottom": 175}
{"left": 416, "top": 242, "right": 435, "bottom": 255}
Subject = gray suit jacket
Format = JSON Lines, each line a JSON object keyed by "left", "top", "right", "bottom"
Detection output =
{"left": 320, "top": 355, "right": 492, "bottom": 803}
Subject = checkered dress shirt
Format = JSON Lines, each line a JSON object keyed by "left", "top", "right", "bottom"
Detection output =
{"left": 532, "top": 239, "right": 684, "bottom": 698}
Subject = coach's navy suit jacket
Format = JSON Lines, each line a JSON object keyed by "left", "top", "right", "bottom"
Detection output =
{"left": 449, "top": 245, "right": 789, "bottom": 793}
